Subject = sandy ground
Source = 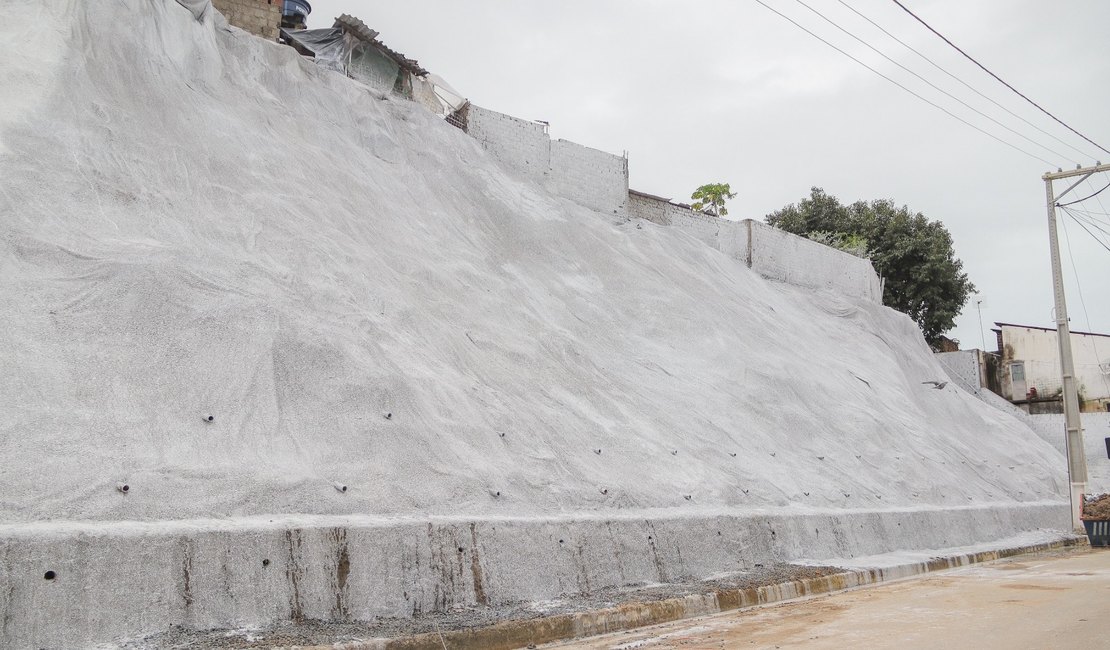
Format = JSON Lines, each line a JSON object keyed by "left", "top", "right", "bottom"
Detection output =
{"left": 550, "top": 548, "right": 1110, "bottom": 649}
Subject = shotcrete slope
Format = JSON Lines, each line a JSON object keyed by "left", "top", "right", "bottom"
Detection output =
{"left": 0, "top": 0, "right": 1066, "bottom": 527}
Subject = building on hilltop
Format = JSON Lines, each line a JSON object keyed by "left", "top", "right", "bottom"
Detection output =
{"left": 993, "top": 322, "right": 1110, "bottom": 413}
{"left": 281, "top": 14, "right": 463, "bottom": 118}
{"left": 206, "top": 1, "right": 459, "bottom": 115}
{"left": 936, "top": 322, "right": 1110, "bottom": 413}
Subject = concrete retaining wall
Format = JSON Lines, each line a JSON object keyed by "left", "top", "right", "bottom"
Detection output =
{"left": 0, "top": 503, "right": 1067, "bottom": 648}
{"left": 365, "top": 536, "right": 1084, "bottom": 650}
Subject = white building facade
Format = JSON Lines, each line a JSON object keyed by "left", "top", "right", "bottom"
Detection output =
{"left": 995, "top": 322, "right": 1110, "bottom": 413}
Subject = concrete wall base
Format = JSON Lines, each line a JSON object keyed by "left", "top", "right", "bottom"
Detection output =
{"left": 0, "top": 503, "right": 1069, "bottom": 648}
{"left": 367, "top": 536, "right": 1087, "bottom": 650}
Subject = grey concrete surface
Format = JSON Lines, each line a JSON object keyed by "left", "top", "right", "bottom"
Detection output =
{"left": 0, "top": 505, "right": 1071, "bottom": 648}
{"left": 551, "top": 548, "right": 1110, "bottom": 649}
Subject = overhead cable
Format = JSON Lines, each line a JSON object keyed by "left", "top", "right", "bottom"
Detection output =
{"left": 890, "top": 0, "right": 1110, "bottom": 157}
{"left": 1060, "top": 206, "right": 1110, "bottom": 254}
{"left": 1058, "top": 216, "right": 1110, "bottom": 395}
{"left": 1056, "top": 179, "right": 1110, "bottom": 207}
{"left": 1065, "top": 210, "right": 1110, "bottom": 238}
{"left": 837, "top": 0, "right": 1096, "bottom": 161}
{"left": 754, "top": 0, "right": 1056, "bottom": 167}
{"left": 1063, "top": 205, "right": 1110, "bottom": 220}
{"left": 1081, "top": 176, "right": 1110, "bottom": 221}
{"left": 794, "top": 0, "right": 1077, "bottom": 165}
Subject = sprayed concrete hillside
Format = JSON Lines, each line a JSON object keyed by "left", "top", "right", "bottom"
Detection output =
{"left": 0, "top": 2, "right": 1079, "bottom": 646}
{"left": 0, "top": 0, "right": 1068, "bottom": 523}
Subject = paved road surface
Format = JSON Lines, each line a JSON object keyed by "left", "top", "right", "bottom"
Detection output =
{"left": 549, "top": 548, "right": 1110, "bottom": 649}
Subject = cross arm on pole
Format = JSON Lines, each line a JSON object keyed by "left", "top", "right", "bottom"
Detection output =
{"left": 1043, "top": 162, "right": 1110, "bottom": 181}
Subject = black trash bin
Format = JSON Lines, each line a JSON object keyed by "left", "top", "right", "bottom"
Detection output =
{"left": 1085, "top": 520, "right": 1110, "bottom": 547}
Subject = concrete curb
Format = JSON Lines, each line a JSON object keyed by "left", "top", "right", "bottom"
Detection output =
{"left": 325, "top": 536, "right": 1087, "bottom": 650}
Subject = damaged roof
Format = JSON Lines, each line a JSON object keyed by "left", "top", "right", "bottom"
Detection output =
{"left": 334, "top": 14, "right": 429, "bottom": 77}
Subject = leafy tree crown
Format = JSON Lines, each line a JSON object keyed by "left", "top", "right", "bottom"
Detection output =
{"left": 691, "top": 183, "right": 737, "bottom": 217}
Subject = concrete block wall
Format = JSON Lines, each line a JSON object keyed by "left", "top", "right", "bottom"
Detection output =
{"left": 628, "top": 191, "right": 668, "bottom": 225}
{"left": 465, "top": 105, "right": 628, "bottom": 215}
{"left": 547, "top": 139, "right": 628, "bottom": 215}
{"left": 211, "top": 0, "right": 281, "bottom": 40}
{"left": 748, "top": 221, "right": 883, "bottom": 302}
{"left": 670, "top": 209, "right": 750, "bottom": 263}
{"left": 463, "top": 103, "right": 878, "bottom": 300}
{"left": 630, "top": 192, "right": 749, "bottom": 263}
{"left": 629, "top": 191, "right": 881, "bottom": 302}
{"left": 936, "top": 350, "right": 985, "bottom": 392}
{"left": 465, "top": 105, "right": 551, "bottom": 184}
{"left": 629, "top": 191, "right": 739, "bottom": 250}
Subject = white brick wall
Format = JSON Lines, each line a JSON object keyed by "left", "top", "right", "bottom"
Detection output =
{"left": 465, "top": 105, "right": 550, "bottom": 184}
{"left": 628, "top": 192, "right": 667, "bottom": 225}
{"left": 465, "top": 105, "right": 628, "bottom": 215}
{"left": 546, "top": 139, "right": 627, "bottom": 215}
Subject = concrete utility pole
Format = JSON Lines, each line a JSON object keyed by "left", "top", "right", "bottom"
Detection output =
{"left": 1042, "top": 162, "right": 1110, "bottom": 531}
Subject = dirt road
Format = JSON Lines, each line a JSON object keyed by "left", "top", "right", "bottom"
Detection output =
{"left": 549, "top": 548, "right": 1110, "bottom": 649}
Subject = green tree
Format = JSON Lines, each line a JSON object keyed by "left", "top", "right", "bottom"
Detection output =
{"left": 805, "top": 231, "right": 870, "bottom": 258}
{"left": 766, "top": 187, "right": 975, "bottom": 347}
{"left": 691, "top": 182, "right": 737, "bottom": 217}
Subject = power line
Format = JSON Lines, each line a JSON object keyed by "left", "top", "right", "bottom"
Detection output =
{"left": 1061, "top": 206, "right": 1110, "bottom": 236}
{"left": 1066, "top": 210, "right": 1110, "bottom": 239}
{"left": 1057, "top": 179, "right": 1110, "bottom": 207}
{"left": 890, "top": 0, "right": 1110, "bottom": 158}
{"left": 1083, "top": 176, "right": 1110, "bottom": 221}
{"left": 1058, "top": 214, "right": 1110, "bottom": 395}
{"left": 1063, "top": 204, "right": 1110, "bottom": 221}
{"left": 754, "top": 0, "right": 1057, "bottom": 167}
{"left": 793, "top": 0, "right": 1077, "bottom": 164}
{"left": 1061, "top": 206, "right": 1110, "bottom": 254}
{"left": 837, "top": 0, "right": 1096, "bottom": 162}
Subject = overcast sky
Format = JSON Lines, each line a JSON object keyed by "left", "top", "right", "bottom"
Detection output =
{"left": 307, "top": 0, "right": 1110, "bottom": 350}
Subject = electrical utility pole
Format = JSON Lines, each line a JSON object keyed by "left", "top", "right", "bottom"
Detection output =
{"left": 1043, "top": 162, "right": 1109, "bottom": 531}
